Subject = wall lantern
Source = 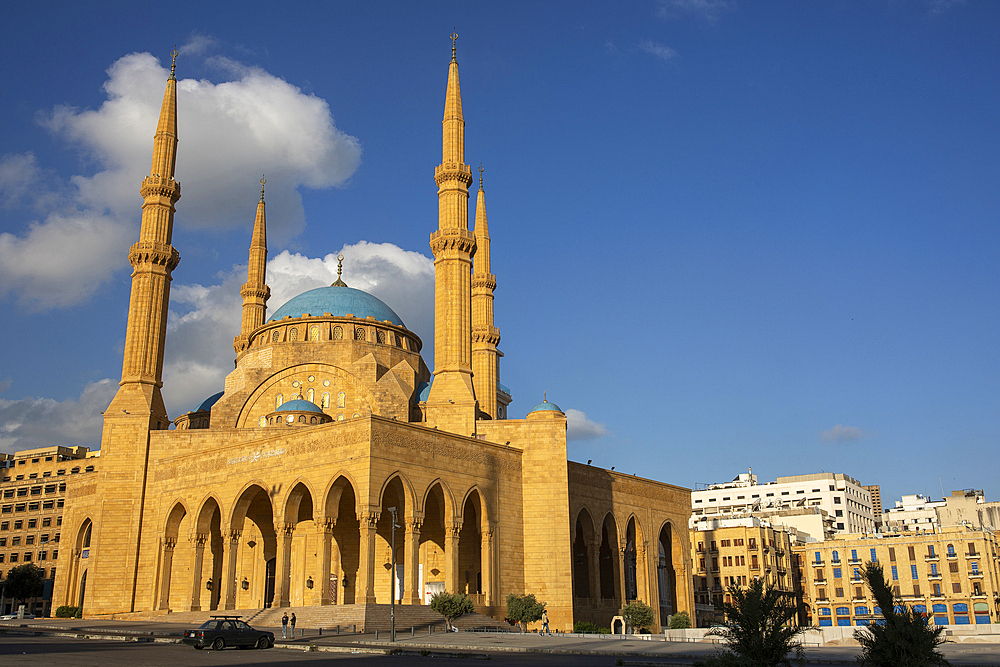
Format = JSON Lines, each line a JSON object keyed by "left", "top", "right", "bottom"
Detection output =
{"left": 205, "top": 578, "right": 213, "bottom": 591}
{"left": 342, "top": 574, "right": 349, "bottom": 589}
{"left": 306, "top": 576, "right": 314, "bottom": 589}
{"left": 241, "top": 577, "right": 249, "bottom": 591}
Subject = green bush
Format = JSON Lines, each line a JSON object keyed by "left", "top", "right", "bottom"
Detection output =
{"left": 505, "top": 593, "right": 545, "bottom": 632}
{"left": 429, "top": 591, "right": 475, "bottom": 630}
{"left": 669, "top": 611, "right": 692, "bottom": 629}
{"left": 620, "top": 600, "right": 655, "bottom": 633}
{"left": 573, "top": 621, "right": 611, "bottom": 634}
{"left": 55, "top": 606, "right": 79, "bottom": 618}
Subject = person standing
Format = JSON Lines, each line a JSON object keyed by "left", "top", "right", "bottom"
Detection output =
{"left": 290, "top": 613, "right": 297, "bottom": 637}
{"left": 541, "top": 609, "right": 551, "bottom": 636}
{"left": 281, "top": 612, "right": 289, "bottom": 639}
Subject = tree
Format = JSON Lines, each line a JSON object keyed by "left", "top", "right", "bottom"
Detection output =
{"left": 505, "top": 592, "right": 545, "bottom": 632}
{"left": 669, "top": 610, "right": 692, "bottom": 629}
{"left": 621, "top": 600, "right": 655, "bottom": 633}
{"left": 429, "top": 591, "right": 475, "bottom": 630}
{"left": 5, "top": 564, "right": 45, "bottom": 606}
{"left": 707, "top": 578, "right": 804, "bottom": 667}
{"left": 854, "top": 562, "right": 950, "bottom": 667}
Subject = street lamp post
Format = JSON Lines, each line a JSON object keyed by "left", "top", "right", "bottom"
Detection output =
{"left": 388, "top": 506, "right": 400, "bottom": 642}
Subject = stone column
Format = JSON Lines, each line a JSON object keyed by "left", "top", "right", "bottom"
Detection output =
{"left": 619, "top": 546, "right": 629, "bottom": 602}
{"left": 588, "top": 540, "right": 602, "bottom": 601}
{"left": 317, "top": 519, "right": 334, "bottom": 606}
{"left": 189, "top": 534, "right": 207, "bottom": 612}
{"left": 444, "top": 523, "right": 461, "bottom": 594}
{"left": 403, "top": 518, "right": 422, "bottom": 604}
{"left": 357, "top": 511, "right": 379, "bottom": 604}
{"left": 221, "top": 528, "right": 241, "bottom": 610}
{"left": 481, "top": 524, "right": 495, "bottom": 605}
{"left": 272, "top": 523, "right": 294, "bottom": 608}
{"left": 157, "top": 537, "right": 177, "bottom": 610}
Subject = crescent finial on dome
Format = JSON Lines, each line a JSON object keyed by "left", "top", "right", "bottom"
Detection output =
{"left": 331, "top": 253, "right": 348, "bottom": 287}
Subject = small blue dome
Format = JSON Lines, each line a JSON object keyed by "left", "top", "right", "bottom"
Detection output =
{"left": 416, "top": 380, "right": 433, "bottom": 402}
{"left": 197, "top": 391, "right": 224, "bottom": 412}
{"left": 268, "top": 285, "right": 404, "bottom": 327}
{"left": 276, "top": 399, "right": 324, "bottom": 413}
{"left": 530, "top": 399, "right": 563, "bottom": 413}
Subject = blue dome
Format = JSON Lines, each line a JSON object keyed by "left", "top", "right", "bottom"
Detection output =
{"left": 276, "top": 399, "right": 324, "bottom": 413}
{"left": 530, "top": 399, "right": 563, "bottom": 413}
{"left": 197, "top": 391, "right": 224, "bottom": 412}
{"left": 416, "top": 380, "right": 433, "bottom": 402}
{"left": 268, "top": 285, "right": 404, "bottom": 327}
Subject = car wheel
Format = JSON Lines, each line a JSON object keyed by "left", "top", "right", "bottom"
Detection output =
{"left": 212, "top": 637, "right": 225, "bottom": 651}
{"left": 256, "top": 636, "right": 269, "bottom": 649}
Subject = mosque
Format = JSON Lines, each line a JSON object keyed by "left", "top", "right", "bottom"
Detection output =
{"left": 52, "top": 40, "right": 693, "bottom": 632}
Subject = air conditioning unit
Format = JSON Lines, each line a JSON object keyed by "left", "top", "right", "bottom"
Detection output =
{"left": 0, "top": 460, "right": 14, "bottom": 469}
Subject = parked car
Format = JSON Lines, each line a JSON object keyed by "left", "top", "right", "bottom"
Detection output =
{"left": 182, "top": 615, "right": 274, "bottom": 650}
{"left": 0, "top": 612, "right": 36, "bottom": 620}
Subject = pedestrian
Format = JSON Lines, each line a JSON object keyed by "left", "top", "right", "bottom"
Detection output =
{"left": 281, "top": 612, "right": 289, "bottom": 639}
{"left": 541, "top": 609, "right": 551, "bottom": 636}
{"left": 290, "top": 612, "right": 297, "bottom": 637}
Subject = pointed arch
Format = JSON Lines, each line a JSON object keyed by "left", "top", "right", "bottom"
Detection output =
{"left": 377, "top": 471, "right": 417, "bottom": 516}
{"left": 459, "top": 484, "right": 492, "bottom": 532}
{"left": 420, "top": 478, "right": 457, "bottom": 519}
{"left": 193, "top": 493, "right": 225, "bottom": 535}
{"left": 322, "top": 472, "right": 360, "bottom": 522}
{"left": 228, "top": 480, "right": 272, "bottom": 528}
{"left": 280, "top": 478, "right": 317, "bottom": 525}
{"left": 163, "top": 500, "right": 188, "bottom": 538}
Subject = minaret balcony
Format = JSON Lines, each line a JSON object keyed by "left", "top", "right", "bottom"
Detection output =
{"left": 430, "top": 228, "right": 476, "bottom": 255}
{"left": 139, "top": 175, "right": 181, "bottom": 200}
{"left": 434, "top": 163, "right": 473, "bottom": 186}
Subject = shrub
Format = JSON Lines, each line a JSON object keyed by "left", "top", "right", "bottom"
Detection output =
{"left": 505, "top": 593, "right": 545, "bottom": 632}
{"left": 55, "top": 606, "right": 80, "bottom": 618}
{"left": 707, "top": 578, "right": 804, "bottom": 667}
{"left": 429, "top": 591, "right": 475, "bottom": 630}
{"left": 573, "top": 621, "right": 611, "bottom": 634}
{"left": 669, "top": 611, "right": 692, "bottom": 629}
{"left": 854, "top": 562, "right": 949, "bottom": 666}
{"left": 620, "top": 600, "right": 655, "bottom": 634}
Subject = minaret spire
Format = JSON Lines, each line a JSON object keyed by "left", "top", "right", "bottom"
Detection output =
{"left": 472, "top": 165, "right": 502, "bottom": 419}
{"left": 426, "top": 32, "right": 478, "bottom": 435}
{"left": 235, "top": 176, "right": 270, "bottom": 355}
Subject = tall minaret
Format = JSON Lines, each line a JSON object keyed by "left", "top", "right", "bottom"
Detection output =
{"left": 426, "top": 32, "right": 478, "bottom": 435}
{"left": 89, "top": 50, "right": 182, "bottom": 616}
{"left": 471, "top": 166, "right": 500, "bottom": 419}
{"left": 234, "top": 177, "right": 270, "bottom": 355}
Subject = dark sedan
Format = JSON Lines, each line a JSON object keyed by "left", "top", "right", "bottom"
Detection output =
{"left": 182, "top": 615, "right": 274, "bottom": 650}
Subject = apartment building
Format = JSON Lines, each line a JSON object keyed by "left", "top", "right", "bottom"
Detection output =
{"left": 690, "top": 517, "right": 797, "bottom": 627}
{"left": 0, "top": 446, "right": 97, "bottom": 616}
{"left": 692, "top": 471, "right": 876, "bottom": 537}
{"left": 864, "top": 485, "right": 883, "bottom": 530}
{"left": 795, "top": 530, "right": 1000, "bottom": 627}
{"left": 882, "top": 494, "right": 945, "bottom": 535}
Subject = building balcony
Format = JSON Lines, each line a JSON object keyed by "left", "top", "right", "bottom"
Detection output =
{"left": 924, "top": 555, "right": 939, "bottom": 562}
{"left": 965, "top": 552, "right": 979, "bottom": 559}
{"left": 927, "top": 574, "right": 943, "bottom": 581}
{"left": 968, "top": 572, "right": 983, "bottom": 579}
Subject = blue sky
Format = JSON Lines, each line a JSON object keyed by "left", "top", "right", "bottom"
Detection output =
{"left": 0, "top": 1, "right": 996, "bottom": 509}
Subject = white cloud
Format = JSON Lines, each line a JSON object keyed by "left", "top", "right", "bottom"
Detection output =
{"left": 639, "top": 40, "right": 679, "bottom": 61}
{"left": 0, "top": 380, "right": 117, "bottom": 454}
{"left": 655, "top": 0, "right": 733, "bottom": 23}
{"left": 819, "top": 424, "right": 869, "bottom": 443}
{"left": 178, "top": 32, "right": 218, "bottom": 56}
{"left": 0, "top": 51, "right": 361, "bottom": 309}
{"left": 160, "top": 241, "right": 434, "bottom": 415}
{"left": 565, "top": 408, "right": 610, "bottom": 441}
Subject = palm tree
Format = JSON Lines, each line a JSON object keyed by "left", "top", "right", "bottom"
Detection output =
{"left": 854, "top": 562, "right": 949, "bottom": 666}
{"left": 707, "top": 578, "right": 804, "bottom": 667}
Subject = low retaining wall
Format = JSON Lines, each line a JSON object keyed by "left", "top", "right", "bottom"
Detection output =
{"left": 662, "top": 624, "right": 1000, "bottom": 646}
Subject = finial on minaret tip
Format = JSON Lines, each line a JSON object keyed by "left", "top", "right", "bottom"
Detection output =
{"left": 543, "top": 391, "right": 547, "bottom": 402}
{"left": 331, "top": 253, "right": 348, "bottom": 287}
{"left": 450, "top": 29, "right": 458, "bottom": 62}
{"left": 259, "top": 175, "right": 266, "bottom": 202}
{"left": 478, "top": 163, "right": 484, "bottom": 190}
{"left": 169, "top": 47, "right": 178, "bottom": 80}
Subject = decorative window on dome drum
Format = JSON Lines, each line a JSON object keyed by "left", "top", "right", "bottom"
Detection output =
{"left": 394, "top": 334, "right": 401, "bottom": 347}
{"left": 322, "top": 392, "right": 330, "bottom": 408}
{"left": 259, "top": 416, "right": 267, "bottom": 428}
{"left": 310, "top": 325, "right": 320, "bottom": 341}
{"left": 337, "top": 391, "right": 346, "bottom": 408}
{"left": 354, "top": 327, "right": 365, "bottom": 341}
{"left": 337, "top": 414, "right": 344, "bottom": 421}
{"left": 376, "top": 329, "right": 386, "bottom": 344}
{"left": 307, "top": 388, "right": 315, "bottom": 403}
{"left": 289, "top": 328, "right": 298, "bottom": 341}
{"left": 333, "top": 326, "right": 343, "bottom": 340}
{"left": 272, "top": 330, "right": 280, "bottom": 343}
{"left": 298, "top": 415, "right": 306, "bottom": 423}
{"left": 310, "top": 416, "right": 317, "bottom": 424}
{"left": 291, "top": 393, "right": 300, "bottom": 401}
{"left": 275, "top": 394, "right": 283, "bottom": 409}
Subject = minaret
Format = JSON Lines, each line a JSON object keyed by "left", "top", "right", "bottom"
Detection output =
{"left": 110, "top": 49, "right": 182, "bottom": 429}
{"left": 234, "top": 177, "right": 270, "bottom": 355}
{"left": 426, "top": 32, "right": 478, "bottom": 435}
{"left": 88, "top": 50, "right": 182, "bottom": 616}
{"left": 471, "top": 166, "right": 500, "bottom": 419}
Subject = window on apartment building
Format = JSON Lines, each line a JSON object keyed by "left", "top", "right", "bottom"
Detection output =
{"left": 712, "top": 558, "right": 719, "bottom": 571}
{"left": 893, "top": 585, "right": 901, "bottom": 596}
{"left": 967, "top": 542, "right": 977, "bottom": 556}
{"left": 766, "top": 493, "right": 774, "bottom": 497}
{"left": 25, "top": 536, "right": 33, "bottom": 545}
{"left": 949, "top": 562, "right": 959, "bottom": 573}
{"left": 30, "top": 487, "right": 40, "bottom": 495}
{"left": 835, "top": 510, "right": 843, "bottom": 517}
{"left": 2, "top": 490, "right": 11, "bottom": 499}
{"left": 0, "top": 537, "right": 5, "bottom": 546}
{"left": 711, "top": 541, "right": 717, "bottom": 550}
{"left": 888, "top": 548, "right": 896, "bottom": 562}
{"left": 27, "top": 502, "right": 38, "bottom": 511}
{"left": 930, "top": 564, "right": 938, "bottom": 576}
{"left": 815, "top": 552, "right": 821, "bottom": 563}
{"left": 39, "top": 551, "right": 46, "bottom": 561}
{"left": 41, "top": 518, "right": 50, "bottom": 527}
{"left": 10, "top": 553, "right": 17, "bottom": 562}
{"left": 927, "top": 545, "right": 936, "bottom": 557}
{"left": 908, "top": 546, "right": 916, "bottom": 560}
{"left": 891, "top": 566, "right": 898, "bottom": 580}
{"left": 833, "top": 568, "right": 842, "bottom": 579}
{"left": 913, "top": 584, "right": 921, "bottom": 596}
{"left": 815, "top": 569, "right": 825, "bottom": 582}
{"left": 44, "top": 485, "right": 55, "bottom": 493}
{"left": 834, "top": 497, "right": 841, "bottom": 504}
{"left": 42, "top": 501, "right": 53, "bottom": 510}
{"left": 855, "top": 587, "right": 864, "bottom": 599}
{"left": 781, "top": 492, "right": 789, "bottom": 496}
{"left": 749, "top": 539, "right": 757, "bottom": 549}
{"left": 851, "top": 550, "right": 858, "bottom": 561}
{"left": 16, "top": 489, "right": 26, "bottom": 497}
{"left": 817, "top": 588, "right": 826, "bottom": 600}
{"left": 947, "top": 544, "right": 955, "bottom": 557}
{"left": 796, "top": 490, "right": 805, "bottom": 494}
{"left": 832, "top": 550, "right": 840, "bottom": 562}
{"left": 933, "top": 583, "right": 941, "bottom": 596}
{"left": 835, "top": 587, "right": 844, "bottom": 598}
{"left": 911, "top": 564, "right": 919, "bottom": 579}
{"left": 751, "top": 554, "right": 759, "bottom": 569}
{"left": 870, "top": 548, "right": 877, "bottom": 562}
{"left": 12, "top": 536, "right": 20, "bottom": 546}
{"left": 973, "top": 582, "right": 982, "bottom": 596}
{"left": 953, "top": 583, "right": 961, "bottom": 594}
{"left": 970, "top": 561, "right": 979, "bottom": 575}
{"left": 853, "top": 568, "right": 861, "bottom": 580}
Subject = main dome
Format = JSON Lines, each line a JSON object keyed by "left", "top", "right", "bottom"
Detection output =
{"left": 267, "top": 286, "right": 405, "bottom": 327}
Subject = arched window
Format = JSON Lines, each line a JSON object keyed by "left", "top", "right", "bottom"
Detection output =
{"left": 354, "top": 327, "right": 365, "bottom": 341}
{"left": 322, "top": 392, "right": 330, "bottom": 408}
{"left": 291, "top": 393, "right": 300, "bottom": 401}
{"left": 394, "top": 334, "right": 401, "bottom": 347}
{"left": 947, "top": 544, "right": 955, "bottom": 557}
{"left": 353, "top": 413, "right": 360, "bottom": 418}
{"left": 286, "top": 415, "right": 294, "bottom": 424}
{"left": 275, "top": 394, "right": 283, "bottom": 409}
{"left": 307, "top": 388, "right": 315, "bottom": 403}
{"left": 337, "top": 414, "right": 344, "bottom": 421}
{"left": 258, "top": 416, "right": 267, "bottom": 428}
{"left": 333, "top": 326, "right": 343, "bottom": 340}
{"left": 310, "top": 416, "right": 317, "bottom": 424}
{"left": 272, "top": 330, "right": 280, "bottom": 342}
{"left": 289, "top": 328, "right": 298, "bottom": 342}
{"left": 337, "top": 391, "right": 346, "bottom": 408}
{"left": 376, "top": 329, "right": 386, "bottom": 344}
{"left": 310, "top": 325, "right": 320, "bottom": 341}
{"left": 299, "top": 415, "right": 306, "bottom": 423}
{"left": 832, "top": 550, "right": 840, "bottom": 563}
